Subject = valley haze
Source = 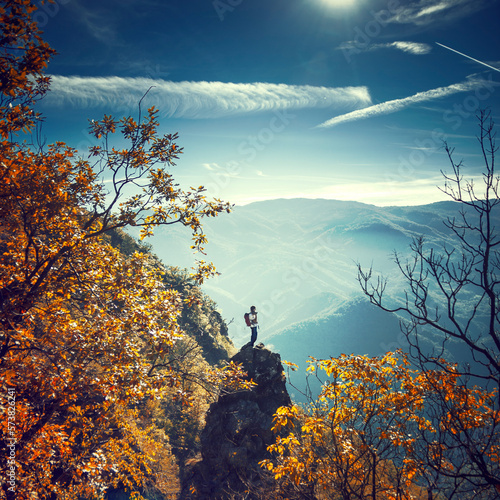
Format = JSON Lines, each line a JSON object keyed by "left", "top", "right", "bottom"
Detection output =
{"left": 132, "top": 196, "right": 495, "bottom": 380}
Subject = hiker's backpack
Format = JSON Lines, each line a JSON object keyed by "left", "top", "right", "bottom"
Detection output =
{"left": 244, "top": 312, "right": 251, "bottom": 326}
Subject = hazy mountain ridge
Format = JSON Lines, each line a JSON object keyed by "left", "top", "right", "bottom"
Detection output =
{"left": 135, "top": 198, "right": 498, "bottom": 371}
{"left": 203, "top": 199, "right": 466, "bottom": 337}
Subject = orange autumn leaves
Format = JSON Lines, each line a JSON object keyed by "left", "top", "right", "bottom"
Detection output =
{"left": 262, "top": 352, "right": 500, "bottom": 499}
{"left": 0, "top": 2, "right": 235, "bottom": 498}
{"left": 0, "top": 131, "right": 184, "bottom": 498}
{"left": 0, "top": 0, "right": 55, "bottom": 138}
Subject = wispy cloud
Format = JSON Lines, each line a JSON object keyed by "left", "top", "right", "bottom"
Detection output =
{"left": 202, "top": 163, "right": 218, "bottom": 171}
{"left": 46, "top": 76, "right": 372, "bottom": 119}
{"left": 316, "top": 78, "right": 488, "bottom": 129}
{"left": 385, "top": 0, "right": 489, "bottom": 26}
{"left": 202, "top": 163, "right": 241, "bottom": 178}
{"left": 68, "top": 0, "right": 122, "bottom": 45}
{"left": 390, "top": 41, "right": 432, "bottom": 55}
{"left": 338, "top": 41, "right": 432, "bottom": 55}
{"left": 231, "top": 176, "right": 452, "bottom": 207}
{"left": 311, "top": 176, "right": 450, "bottom": 206}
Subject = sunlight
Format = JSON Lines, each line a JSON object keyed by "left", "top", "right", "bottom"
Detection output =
{"left": 319, "top": 0, "right": 358, "bottom": 8}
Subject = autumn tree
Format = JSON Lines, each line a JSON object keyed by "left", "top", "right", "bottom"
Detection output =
{"left": 263, "top": 353, "right": 427, "bottom": 500}
{"left": 358, "top": 110, "right": 500, "bottom": 384}
{"left": 356, "top": 110, "right": 500, "bottom": 496}
{"left": 0, "top": 0, "right": 55, "bottom": 139}
{"left": 263, "top": 353, "right": 499, "bottom": 500}
{"left": 0, "top": 2, "right": 239, "bottom": 499}
{"left": 263, "top": 112, "right": 500, "bottom": 499}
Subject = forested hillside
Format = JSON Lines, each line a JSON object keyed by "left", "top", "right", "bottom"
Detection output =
{"left": 0, "top": 4, "right": 238, "bottom": 499}
{"left": 105, "top": 229, "right": 237, "bottom": 498}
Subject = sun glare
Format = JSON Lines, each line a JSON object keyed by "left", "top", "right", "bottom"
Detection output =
{"left": 320, "top": 0, "right": 357, "bottom": 8}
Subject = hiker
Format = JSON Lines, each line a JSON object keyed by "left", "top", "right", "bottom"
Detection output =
{"left": 245, "top": 305, "right": 258, "bottom": 347}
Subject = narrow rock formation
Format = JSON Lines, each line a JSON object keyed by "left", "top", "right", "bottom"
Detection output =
{"left": 181, "top": 343, "right": 291, "bottom": 499}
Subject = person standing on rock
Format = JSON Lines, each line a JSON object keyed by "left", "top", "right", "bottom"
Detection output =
{"left": 247, "top": 305, "right": 258, "bottom": 347}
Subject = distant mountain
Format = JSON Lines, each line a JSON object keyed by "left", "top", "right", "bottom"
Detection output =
{"left": 132, "top": 198, "right": 498, "bottom": 378}
{"left": 267, "top": 296, "right": 402, "bottom": 356}
{"left": 266, "top": 297, "right": 405, "bottom": 401}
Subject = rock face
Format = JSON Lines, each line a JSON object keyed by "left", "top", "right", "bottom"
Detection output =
{"left": 181, "top": 343, "right": 291, "bottom": 499}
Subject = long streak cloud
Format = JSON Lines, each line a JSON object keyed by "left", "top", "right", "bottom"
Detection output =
{"left": 436, "top": 42, "right": 500, "bottom": 73}
{"left": 46, "top": 76, "right": 372, "bottom": 118}
{"left": 316, "top": 79, "right": 487, "bottom": 128}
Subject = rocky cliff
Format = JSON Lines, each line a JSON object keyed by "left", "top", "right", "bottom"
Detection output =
{"left": 181, "top": 343, "right": 291, "bottom": 499}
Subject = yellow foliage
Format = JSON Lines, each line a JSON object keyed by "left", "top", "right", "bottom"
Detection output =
{"left": 263, "top": 351, "right": 499, "bottom": 499}
{"left": 0, "top": 3, "right": 234, "bottom": 498}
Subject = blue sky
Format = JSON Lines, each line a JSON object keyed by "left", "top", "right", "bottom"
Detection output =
{"left": 37, "top": 0, "right": 500, "bottom": 206}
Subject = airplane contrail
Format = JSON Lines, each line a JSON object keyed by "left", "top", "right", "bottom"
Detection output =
{"left": 436, "top": 42, "right": 500, "bottom": 73}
